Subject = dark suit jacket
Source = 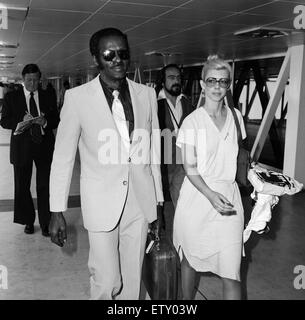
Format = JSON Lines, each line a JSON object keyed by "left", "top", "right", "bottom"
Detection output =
{"left": 158, "top": 96, "right": 193, "bottom": 131}
{"left": 158, "top": 95, "right": 194, "bottom": 165}
{"left": 158, "top": 96, "right": 194, "bottom": 199}
{"left": 0, "top": 88, "right": 60, "bottom": 166}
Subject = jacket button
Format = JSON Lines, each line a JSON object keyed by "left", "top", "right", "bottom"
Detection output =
{"left": 123, "top": 181, "right": 127, "bottom": 186}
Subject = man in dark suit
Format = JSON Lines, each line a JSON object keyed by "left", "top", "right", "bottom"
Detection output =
{"left": 0, "top": 64, "right": 59, "bottom": 236}
{"left": 158, "top": 64, "right": 194, "bottom": 209}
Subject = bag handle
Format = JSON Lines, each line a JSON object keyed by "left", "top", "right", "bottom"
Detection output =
{"left": 149, "top": 204, "right": 165, "bottom": 241}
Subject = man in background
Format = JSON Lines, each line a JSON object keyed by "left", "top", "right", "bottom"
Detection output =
{"left": 58, "top": 80, "right": 70, "bottom": 112}
{"left": 0, "top": 64, "right": 59, "bottom": 236}
{"left": 157, "top": 64, "right": 194, "bottom": 209}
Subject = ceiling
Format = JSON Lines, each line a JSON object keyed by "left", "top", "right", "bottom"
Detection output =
{"left": 0, "top": 0, "right": 304, "bottom": 81}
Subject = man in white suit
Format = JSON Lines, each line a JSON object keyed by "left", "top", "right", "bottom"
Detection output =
{"left": 49, "top": 28, "right": 163, "bottom": 300}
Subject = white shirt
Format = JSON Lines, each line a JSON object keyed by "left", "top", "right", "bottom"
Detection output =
{"left": 158, "top": 88, "right": 184, "bottom": 132}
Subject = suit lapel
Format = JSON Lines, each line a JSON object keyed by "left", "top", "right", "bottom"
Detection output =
{"left": 162, "top": 99, "right": 175, "bottom": 131}
{"left": 89, "top": 76, "right": 117, "bottom": 131}
{"left": 127, "top": 79, "right": 144, "bottom": 154}
{"left": 18, "top": 89, "right": 28, "bottom": 115}
{"left": 37, "top": 89, "right": 45, "bottom": 114}
{"left": 179, "top": 97, "right": 188, "bottom": 127}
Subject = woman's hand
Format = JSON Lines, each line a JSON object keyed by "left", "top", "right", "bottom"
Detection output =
{"left": 180, "top": 142, "right": 236, "bottom": 216}
{"left": 206, "top": 190, "right": 236, "bottom": 215}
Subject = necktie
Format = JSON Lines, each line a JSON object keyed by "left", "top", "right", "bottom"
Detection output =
{"left": 29, "top": 92, "right": 42, "bottom": 144}
{"left": 112, "top": 90, "right": 130, "bottom": 152}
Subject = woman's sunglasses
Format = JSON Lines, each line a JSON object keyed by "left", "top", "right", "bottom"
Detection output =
{"left": 101, "top": 49, "right": 130, "bottom": 62}
{"left": 205, "top": 77, "right": 231, "bottom": 89}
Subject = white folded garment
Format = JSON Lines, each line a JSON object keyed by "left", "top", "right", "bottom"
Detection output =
{"left": 243, "top": 192, "right": 278, "bottom": 243}
{"left": 244, "top": 165, "right": 303, "bottom": 243}
{"left": 248, "top": 167, "right": 303, "bottom": 196}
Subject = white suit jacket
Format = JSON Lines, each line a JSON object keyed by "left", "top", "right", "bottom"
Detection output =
{"left": 49, "top": 76, "right": 163, "bottom": 232}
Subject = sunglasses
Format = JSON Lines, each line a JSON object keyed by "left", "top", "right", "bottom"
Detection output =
{"left": 205, "top": 77, "right": 231, "bottom": 89}
{"left": 101, "top": 49, "right": 130, "bottom": 62}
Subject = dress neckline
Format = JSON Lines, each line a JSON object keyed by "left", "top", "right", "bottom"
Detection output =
{"left": 201, "top": 105, "right": 229, "bottom": 134}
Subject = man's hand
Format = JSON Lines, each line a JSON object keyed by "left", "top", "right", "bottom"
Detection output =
{"left": 23, "top": 112, "right": 33, "bottom": 121}
{"left": 32, "top": 114, "right": 46, "bottom": 126}
{"left": 49, "top": 212, "right": 67, "bottom": 247}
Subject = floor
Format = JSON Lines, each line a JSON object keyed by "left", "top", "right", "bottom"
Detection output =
{"left": 0, "top": 126, "right": 305, "bottom": 300}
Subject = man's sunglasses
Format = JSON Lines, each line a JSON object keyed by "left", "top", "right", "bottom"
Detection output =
{"left": 205, "top": 77, "right": 231, "bottom": 89}
{"left": 101, "top": 49, "right": 130, "bottom": 62}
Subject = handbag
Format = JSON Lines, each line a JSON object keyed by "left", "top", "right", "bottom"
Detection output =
{"left": 229, "top": 105, "right": 251, "bottom": 187}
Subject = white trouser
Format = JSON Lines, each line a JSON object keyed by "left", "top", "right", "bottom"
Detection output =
{"left": 87, "top": 183, "right": 149, "bottom": 300}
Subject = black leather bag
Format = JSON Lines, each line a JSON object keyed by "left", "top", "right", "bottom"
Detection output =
{"left": 229, "top": 106, "right": 251, "bottom": 187}
{"left": 142, "top": 206, "right": 180, "bottom": 300}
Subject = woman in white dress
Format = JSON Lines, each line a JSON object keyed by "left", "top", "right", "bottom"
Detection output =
{"left": 173, "top": 55, "right": 246, "bottom": 300}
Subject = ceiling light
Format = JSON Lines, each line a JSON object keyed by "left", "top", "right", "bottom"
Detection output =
{"left": 46, "top": 76, "right": 62, "bottom": 80}
{"left": 145, "top": 51, "right": 182, "bottom": 56}
{"left": 0, "top": 54, "right": 15, "bottom": 58}
{"left": 234, "top": 26, "right": 289, "bottom": 39}
{"left": 0, "top": 42, "right": 19, "bottom": 48}
{"left": 0, "top": 3, "right": 28, "bottom": 11}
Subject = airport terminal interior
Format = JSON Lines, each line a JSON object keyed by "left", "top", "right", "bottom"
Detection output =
{"left": 1, "top": 0, "right": 305, "bottom": 300}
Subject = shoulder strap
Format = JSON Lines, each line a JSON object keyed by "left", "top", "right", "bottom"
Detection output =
{"left": 166, "top": 103, "right": 180, "bottom": 129}
{"left": 229, "top": 105, "right": 242, "bottom": 146}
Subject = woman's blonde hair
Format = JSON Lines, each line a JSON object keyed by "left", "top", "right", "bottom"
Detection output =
{"left": 201, "top": 54, "right": 232, "bottom": 81}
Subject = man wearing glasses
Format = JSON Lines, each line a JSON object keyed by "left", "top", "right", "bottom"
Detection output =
{"left": 157, "top": 64, "right": 194, "bottom": 211}
{"left": 48, "top": 28, "right": 163, "bottom": 300}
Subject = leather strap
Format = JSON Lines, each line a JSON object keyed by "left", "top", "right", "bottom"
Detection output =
{"left": 228, "top": 105, "right": 242, "bottom": 147}
{"left": 166, "top": 103, "right": 180, "bottom": 129}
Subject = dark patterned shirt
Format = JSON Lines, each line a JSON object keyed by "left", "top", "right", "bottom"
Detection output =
{"left": 99, "top": 76, "right": 134, "bottom": 137}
